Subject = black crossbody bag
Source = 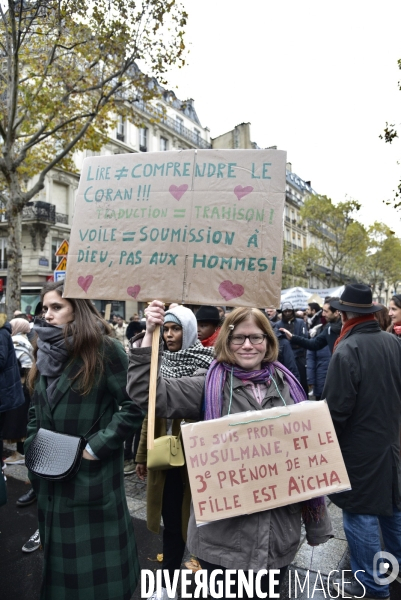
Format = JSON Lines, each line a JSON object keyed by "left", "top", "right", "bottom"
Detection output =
{"left": 25, "top": 406, "right": 107, "bottom": 482}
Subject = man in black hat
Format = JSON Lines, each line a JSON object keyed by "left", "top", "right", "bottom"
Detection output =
{"left": 323, "top": 284, "right": 401, "bottom": 600}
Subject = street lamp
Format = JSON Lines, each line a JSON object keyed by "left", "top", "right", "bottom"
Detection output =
{"left": 305, "top": 260, "right": 312, "bottom": 289}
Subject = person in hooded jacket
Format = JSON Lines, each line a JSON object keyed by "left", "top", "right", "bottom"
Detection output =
{"left": 135, "top": 305, "right": 214, "bottom": 600}
{"left": 0, "top": 313, "right": 25, "bottom": 470}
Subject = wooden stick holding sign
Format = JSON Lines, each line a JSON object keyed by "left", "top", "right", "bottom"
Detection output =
{"left": 147, "top": 325, "right": 160, "bottom": 451}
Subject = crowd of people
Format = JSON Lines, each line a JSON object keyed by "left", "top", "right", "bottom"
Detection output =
{"left": 0, "top": 282, "right": 400, "bottom": 600}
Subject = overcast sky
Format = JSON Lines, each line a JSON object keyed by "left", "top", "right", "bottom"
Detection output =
{"left": 164, "top": 0, "right": 401, "bottom": 236}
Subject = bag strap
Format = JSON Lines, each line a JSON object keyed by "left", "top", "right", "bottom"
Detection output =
{"left": 42, "top": 376, "right": 110, "bottom": 439}
{"left": 83, "top": 407, "right": 109, "bottom": 438}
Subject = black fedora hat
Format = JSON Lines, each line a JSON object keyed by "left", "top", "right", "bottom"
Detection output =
{"left": 330, "top": 284, "right": 382, "bottom": 314}
{"left": 195, "top": 305, "right": 221, "bottom": 323}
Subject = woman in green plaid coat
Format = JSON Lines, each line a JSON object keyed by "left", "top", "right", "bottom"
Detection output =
{"left": 25, "top": 281, "right": 142, "bottom": 600}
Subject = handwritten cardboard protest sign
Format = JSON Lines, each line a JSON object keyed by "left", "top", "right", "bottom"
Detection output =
{"left": 181, "top": 400, "right": 350, "bottom": 524}
{"left": 63, "top": 149, "right": 286, "bottom": 307}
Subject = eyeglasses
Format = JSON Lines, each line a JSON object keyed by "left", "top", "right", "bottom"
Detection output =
{"left": 230, "top": 334, "right": 267, "bottom": 346}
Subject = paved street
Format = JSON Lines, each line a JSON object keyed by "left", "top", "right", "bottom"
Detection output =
{"left": 2, "top": 459, "right": 401, "bottom": 599}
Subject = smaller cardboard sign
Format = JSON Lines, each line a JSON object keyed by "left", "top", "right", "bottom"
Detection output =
{"left": 181, "top": 400, "right": 350, "bottom": 524}
{"left": 55, "top": 240, "right": 69, "bottom": 256}
{"left": 55, "top": 257, "right": 67, "bottom": 271}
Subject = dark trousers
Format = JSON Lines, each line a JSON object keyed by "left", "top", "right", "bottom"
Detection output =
{"left": 124, "top": 427, "right": 141, "bottom": 461}
{"left": 295, "top": 355, "right": 309, "bottom": 395}
{"left": 161, "top": 468, "right": 186, "bottom": 586}
{"left": 198, "top": 559, "right": 288, "bottom": 600}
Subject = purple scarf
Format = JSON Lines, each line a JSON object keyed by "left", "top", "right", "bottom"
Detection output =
{"left": 204, "top": 360, "right": 325, "bottom": 522}
{"left": 204, "top": 360, "right": 306, "bottom": 420}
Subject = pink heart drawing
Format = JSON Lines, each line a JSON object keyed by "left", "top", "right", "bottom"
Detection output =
{"left": 169, "top": 184, "right": 188, "bottom": 201}
{"left": 218, "top": 280, "right": 245, "bottom": 301}
{"left": 77, "top": 275, "right": 93, "bottom": 293}
{"left": 127, "top": 285, "right": 141, "bottom": 299}
{"left": 234, "top": 185, "right": 253, "bottom": 201}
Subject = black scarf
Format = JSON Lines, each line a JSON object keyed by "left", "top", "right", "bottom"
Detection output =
{"left": 33, "top": 318, "right": 73, "bottom": 404}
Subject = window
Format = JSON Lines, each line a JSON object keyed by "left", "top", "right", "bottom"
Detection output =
{"left": 156, "top": 103, "right": 165, "bottom": 119}
{"left": 53, "top": 182, "right": 69, "bottom": 224}
{"left": 194, "top": 128, "right": 200, "bottom": 145}
{"left": 116, "top": 116, "right": 125, "bottom": 142}
{"left": 176, "top": 116, "right": 184, "bottom": 134}
{"left": 51, "top": 237, "right": 65, "bottom": 270}
{"left": 160, "top": 137, "right": 168, "bottom": 152}
{"left": 140, "top": 127, "right": 148, "bottom": 152}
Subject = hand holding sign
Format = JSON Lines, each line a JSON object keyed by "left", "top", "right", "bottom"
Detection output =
{"left": 140, "top": 299, "right": 165, "bottom": 452}
{"left": 142, "top": 300, "right": 165, "bottom": 343}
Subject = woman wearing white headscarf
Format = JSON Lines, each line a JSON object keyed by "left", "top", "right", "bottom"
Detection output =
{"left": 135, "top": 305, "right": 214, "bottom": 600}
{"left": 3, "top": 318, "right": 33, "bottom": 464}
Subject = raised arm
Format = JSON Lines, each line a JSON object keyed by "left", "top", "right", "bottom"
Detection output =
{"left": 280, "top": 328, "right": 329, "bottom": 351}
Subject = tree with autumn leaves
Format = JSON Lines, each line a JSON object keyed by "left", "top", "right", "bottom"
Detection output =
{"left": 0, "top": 0, "right": 187, "bottom": 316}
{"left": 283, "top": 195, "right": 401, "bottom": 292}
{"left": 299, "top": 195, "right": 368, "bottom": 287}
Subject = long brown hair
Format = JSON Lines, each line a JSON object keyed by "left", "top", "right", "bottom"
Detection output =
{"left": 28, "top": 281, "right": 114, "bottom": 395}
{"left": 387, "top": 294, "right": 401, "bottom": 335}
{"left": 214, "top": 307, "right": 279, "bottom": 364}
{"left": 374, "top": 304, "right": 391, "bottom": 331}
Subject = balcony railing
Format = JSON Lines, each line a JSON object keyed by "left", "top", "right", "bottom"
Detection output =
{"left": 1, "top": 201, "right": 56, "bottom": 224}
{"left": 56, "top": 212, "right": 69, "bottom": 224}
{"left": 135, "top": 100, "right": 212, "bottom": 149}
{"left": 23, "top": 201, "right": 56, "bottom": 223}
{"left": 0, "top": 260, "right": 7, "bottom": 269}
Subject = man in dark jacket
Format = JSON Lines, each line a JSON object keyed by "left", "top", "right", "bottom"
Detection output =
{"left": 274, "top": 301, "right": 309, "bottom": 393}
{"left": 280, "top": 297, "right": 341, "bottom": 355}
{"left": 273, "top": 328, "right": 300, "bottom": 380}
{"left": 322, "top": 284, "right": 401, "bottom": 600}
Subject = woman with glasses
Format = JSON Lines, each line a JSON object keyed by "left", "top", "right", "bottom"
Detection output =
{"left": 127, "top": 300, "right": 333, "bottom": 599}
